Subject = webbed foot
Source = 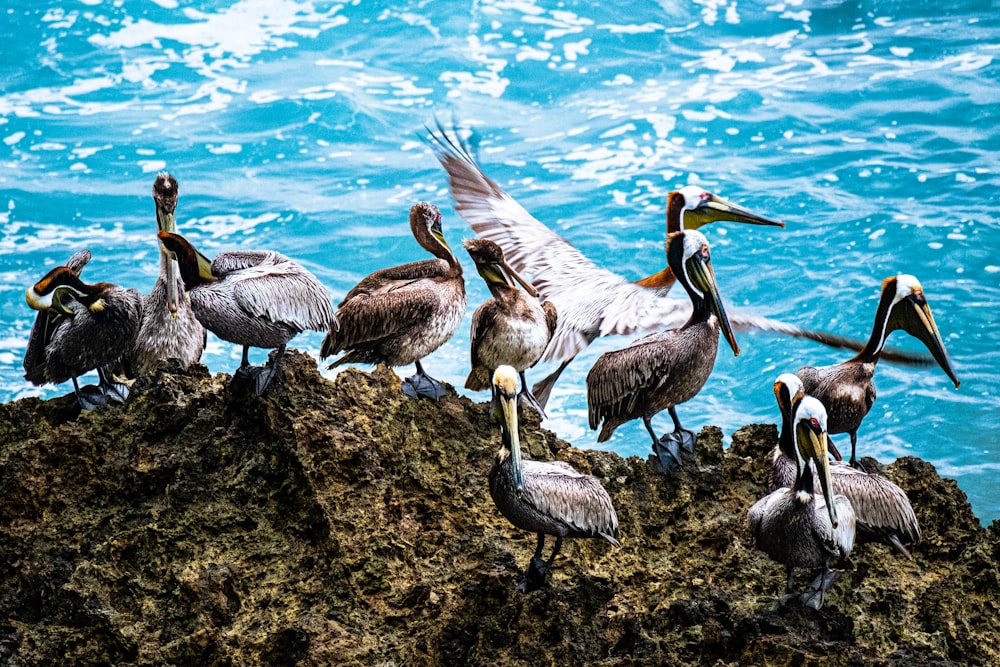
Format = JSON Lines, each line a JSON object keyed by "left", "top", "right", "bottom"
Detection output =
{"left": 515, "top": 555, "right": 549, "bottom": 593}
{"left": 801, "top": 569, "right": 839, "bottom": 610}
{"left": 76, "top": 385, "right": 108, "bottom": 411}
{"left": 232, "top": 364, "right": 278, "bottom": 396}
{"left": 101, "top": 381, "right": 130, "bottom": 404}
{"left": 651, "top": 429, "right": 696, "bottom": 473}
{"left": 517, "top": 388, "right": 547, "bottom": 419}
{"left": 402, "top": 372, "right": 448, "bottom": 401}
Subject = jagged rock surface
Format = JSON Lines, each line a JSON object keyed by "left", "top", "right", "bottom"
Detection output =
{"left": 1, "top": 351, "right": 997, "bottom": 665}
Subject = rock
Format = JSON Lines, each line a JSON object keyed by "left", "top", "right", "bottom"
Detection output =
{"left": 0, "top": 350, "right": 997, "bottom": 665}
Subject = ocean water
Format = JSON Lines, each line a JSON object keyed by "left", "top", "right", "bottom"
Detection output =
{"left": 2, "top": 0, "right": 998, "bottom": 522}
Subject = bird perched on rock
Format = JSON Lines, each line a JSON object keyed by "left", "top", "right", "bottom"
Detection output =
{"left": 489, "top": 365, "right": 619, "bottom": 592}
{"left": 157, "top": 231, "right": 335, "bottom": 396}
{"left": 321, "top": 202, "right": 466, "bottom": 401}
{"left": 464, "top": 237, "right": 557, "bottom": 416}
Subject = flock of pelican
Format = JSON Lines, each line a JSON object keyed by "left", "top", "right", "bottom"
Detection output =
{"left": 21, "top": 125, "right": 959, "bottom": 603}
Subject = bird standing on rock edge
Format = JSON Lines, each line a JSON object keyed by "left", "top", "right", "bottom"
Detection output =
{"left": 321, "top": 201, "right": 466, "bottom": 401}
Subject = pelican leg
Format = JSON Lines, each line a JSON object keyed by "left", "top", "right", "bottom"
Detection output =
{"left": 97, "top": 366, "right": 130, "bottom": 405}
{"left": 402, "top": 359, "right": 448, "bottom": 401}
{"left": 778, "top": 565, "right": 799, "bottom": 605}
{"left": 531, "top": 358, "right": 573, "bottom": 411}
{"left": 801, "top": 565, "right": 839, "bottom": 610}
{"left": 847, "top": 432, "right": 865, "bottom": 470}
{"left": 516, "top": 533, "right": 550, "bottom": 593}
{"left": 650, "top": 407, "right": 696, "bottom": 473}
{"left": 516, "top": 370, "right": 547, "bottom": 419}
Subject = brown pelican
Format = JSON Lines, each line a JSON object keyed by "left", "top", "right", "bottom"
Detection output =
{"left": 320, "top": 202, "right": 466, "bottom": 400}
{"left": 24, "top": 253, "right": 143, "bottom": 409}
{"left": 157, "top": 231, "right": 335, "bottom": 396}
{"left": 489, "top": 365, "right": 619, "bottom": 592}
{"left": 771, "top": 373, "right": 920, "bottom": 558}
{"left": 426, "top": 124, "right": 926, "bottom": 408}
{"left": 586, "top": 229, "right": 738, "bottom": 471}
{"left": 464, "top": 238, "right": 557, "bottom": 416}
{"left": 130, "top": 172, "right": 206, "bottom": 376}
{"left": 748, "top": 395, "right": 856, "bottom": 609}
{"left": 797, "top": 274, "right": 960, "bottom": 469}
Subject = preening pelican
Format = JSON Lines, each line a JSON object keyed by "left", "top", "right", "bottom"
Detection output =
{"left": 490, "top": 365, "right": 619, "bottom": 592}
{"left": 797, "top": 275, "right": 959, "bottom": 469}
{"left": 586, "top": 229, "right": 738, "bottom": 471}
{"left": 321, "top": 202, "right": 466, "bottom": 401}
{"left": 158, "top": 231, "right": 335, "bottom": 396}
{"left": 749, "top": 396, "right": 856, "bottom": 609}
{"left": 464, "top": 238, "right": 557, "bottom": 416}
{"left": 770, "top": 373, "right": 919, "bottom": 558}
{"left": 130, "top": 172, "right": 206, "bottom": 376}
{"left": 24, "top": 253, "right": 143, "bottom": 409}
{"left": 426, "top": 124, "right": 926, "bottom": 408}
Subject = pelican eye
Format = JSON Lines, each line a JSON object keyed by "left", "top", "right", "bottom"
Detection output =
{"left": 809, "top": 417, "right": 821, "bottom": 432}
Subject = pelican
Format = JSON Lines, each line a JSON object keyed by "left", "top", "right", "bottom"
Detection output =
{"left": 426, "top": 124, "right": 924, "bottom": 408}
{"left": 586, "top": 229, "right": 738, "bottom": 471}
{"left": 771, "top": 373, "right": 920, "bottom": 558}
{"left": 464, "top": 238, "right": 557, "bottom": 416}
{"left": 489, "top": 365, "right": 619, "bottom": 592}
{"left": 320, "top": 202, "right": 466, "bottom": 401}
{"left": 157, "top": 231, "right": 336, "bottom": 396}
{"left": 24, "top": 253, "right": 143, "bottom": 409}
{"left": 797, "top": 274, "right": 960, "bottom": 469}
{"left": 748, "top": 396, "right": 856, "bottom": 609}
{"left": 130, "top": 172, "right": 206, "bottom": 376}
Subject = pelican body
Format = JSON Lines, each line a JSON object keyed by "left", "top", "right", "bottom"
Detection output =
{"left": 586, "top": 229, "right": 739, "bottom": 471}
{"left": 321, "top": 202, "right": 466, "bottom": 400}
{"left": 158, "top": 231, "right": 335, "bottom": 396}
{"left": 748, "top": 396, "right": 856, "bottom": 609}
{"left": 489, "top": 365, "right": 619, "bottom": 592}
{"left": 426, "top": 123, "right": 920, "bottom": 409}
{"left": 130, "top": 173, "right": 206, "bottom": 376}
{"left": 464, "top": 238, "right": 557, "bottom": 416}
{"left": 797, "top": 275, "right": 959, "bottom": 468}
{"left": 24, "top": 253, "right": 143, "bottom": 409}
{"left": 770, "top": 373, "right": 919, "bottom": 557}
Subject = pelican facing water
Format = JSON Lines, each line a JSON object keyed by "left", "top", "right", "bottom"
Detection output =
{"left": 586, "top": 229, "right": 738, "bottom": 471}
{"left": 489, "top": 365, "right": 619, "bottom": 592}
{"left": 464, "top": 238, "right": 557, "bottom": 417}
{"left": 158, "top": 231, "right": 335, "bottom": 396}
{"left": 749, "top": 396, "right": 856, "bottom": 609}
{"left": 770, "top": 373, "right": 920, "bottom": 558}
{"left": 426, "top": 124, "right": 924, "bottom": 409}
{"left": 321, "top": 202, "right": 466, "bottom": 401}
{"left": 24, "top": 252, "right": 143, "bottom": 409}
{"left": 130, "top": 173, "right": 206, "bottom": 376}
{"left": 797, "top": 275, "right": 959, "bottom": 469}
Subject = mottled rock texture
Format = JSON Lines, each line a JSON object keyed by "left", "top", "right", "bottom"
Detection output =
{"left": 1, "top": 351, "right": 997, "bottom": 665}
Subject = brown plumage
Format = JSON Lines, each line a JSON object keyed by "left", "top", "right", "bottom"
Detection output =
{"left": 464, "top": 238, "right": 557, "bottom": 416}
{"left": 586, "top": 229, "right": 738, "bottom": 471}
{"left": 321, "top": 202, "right": 466, "bottom": 400}
{"left": 797, "top": 275, "right": 959, "bottom": 468}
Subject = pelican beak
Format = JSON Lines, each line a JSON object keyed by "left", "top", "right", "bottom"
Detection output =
{"left": 686, "top": 249, "right": 739, "bottom": 356}
{"left": 891, "top": 292, "right": 959, "bottom": 389}
{"left": 688, "top": 192, "right": 785, "bottom": 230}
{"left": 494, "top": 368, "right": 524, "bottom": 492}
{"left": 500, "top": 258, "right": 539, "bottom": 298}
{"left": 156, "top": 198, "right": 181, "bottom": 315}
{"left": 796, "top": 418, "right": 838, "bottom": 528}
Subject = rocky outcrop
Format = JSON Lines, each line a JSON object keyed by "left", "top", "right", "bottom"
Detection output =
{"left": 1, "top": 351, "right": 997, "bottom": 665}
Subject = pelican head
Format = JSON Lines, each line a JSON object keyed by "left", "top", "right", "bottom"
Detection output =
{"left": 493, "top": 365, "right": 524, "bottom": 491}
{"left": 669, "top": 185, "right": 785, "bottom": 233}
{"left": 464, "top": 237, "right": 539, "bottom": 297}
{"left": 153, "top": 172, "right": 182, "bottom": 315}
{"left": 884, "top": 275, "right": 959, "bottom": 389}
{"left": 26, "top": 266, "right": 91, "bottom": 315}
{"left": 669, "top": 230, "right": 739, "bottom": 356}
{"left": 793, "top": 396, "right": 838, "bottom": 528}
{"left": 410, "top": 201, "right": 453, "bottom": 257}
{"left": 157, "top": 231, "right": 218, "bottom": 291}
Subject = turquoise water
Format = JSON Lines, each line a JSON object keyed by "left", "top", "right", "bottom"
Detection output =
{"left": 2, "top": 1, "right": 998, "bottom": 522}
